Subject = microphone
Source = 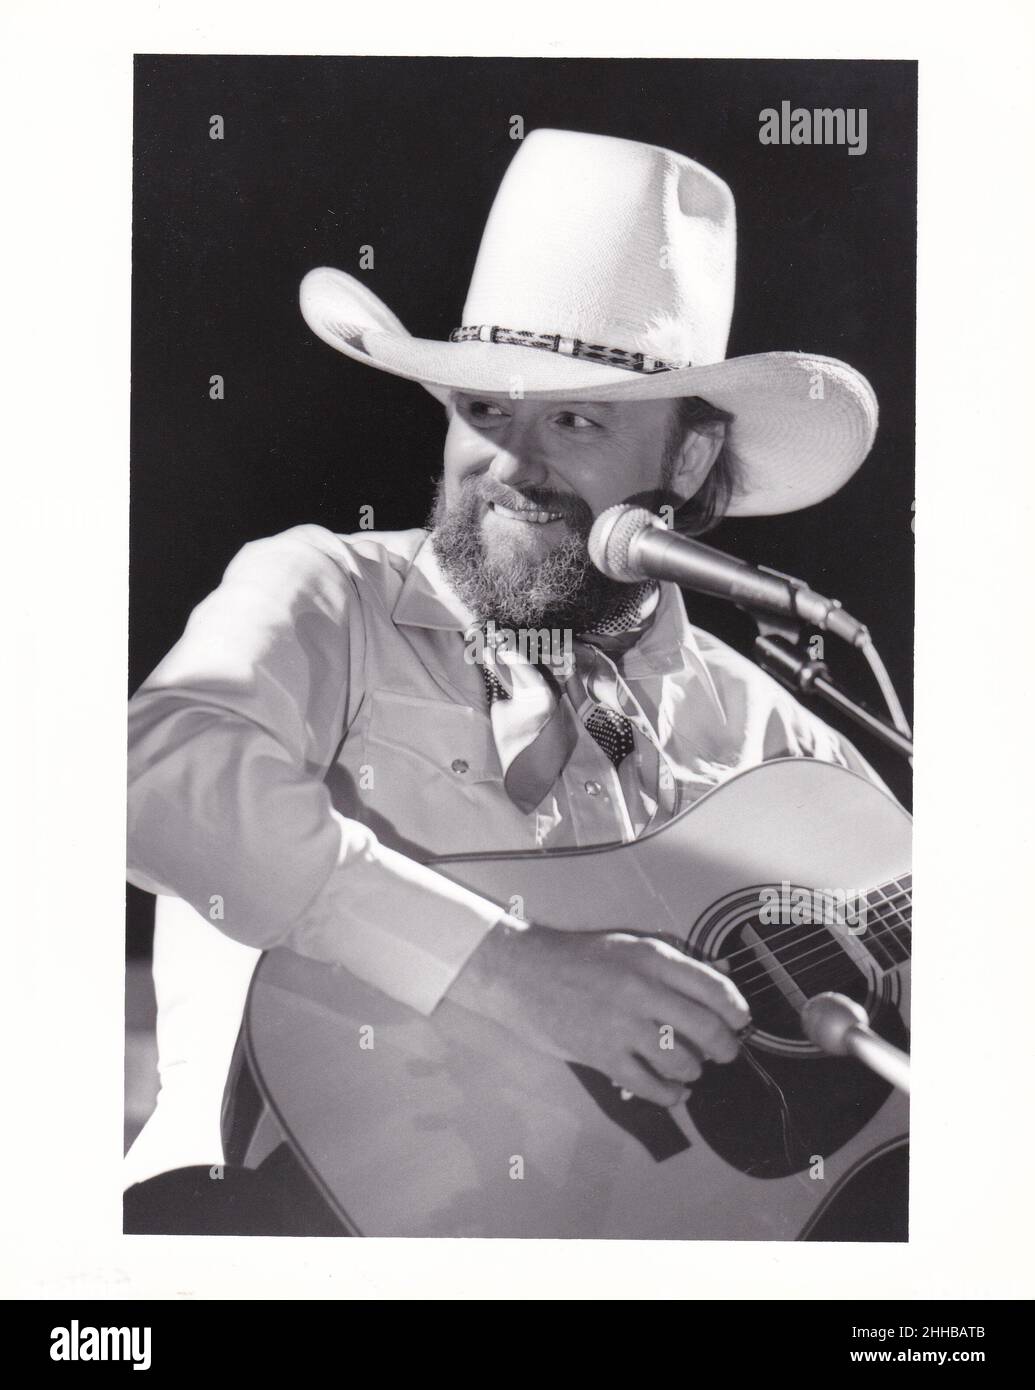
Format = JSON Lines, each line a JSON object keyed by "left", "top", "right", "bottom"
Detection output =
{"left": 800, "top": 993, "right": 911, "bottom": 1095}
{"left": 588, "top": 504, "right": 869, "bottom": 647}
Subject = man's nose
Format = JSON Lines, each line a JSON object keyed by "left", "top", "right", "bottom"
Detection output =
{"left": 486, "top": 421, "right": 549, "bottom": 490}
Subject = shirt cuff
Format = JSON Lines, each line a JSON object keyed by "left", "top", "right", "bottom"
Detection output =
{"left": 285, "top": 811, "right": 506, "bottom": 1016}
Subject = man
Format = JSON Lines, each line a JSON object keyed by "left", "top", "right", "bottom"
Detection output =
{"left": 124, "top": 128, "right": 887, "bottom": 1232}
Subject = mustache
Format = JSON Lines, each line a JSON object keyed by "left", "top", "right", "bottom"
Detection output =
{"left": 466, "top": 476, "right": 593, "bottom": 530}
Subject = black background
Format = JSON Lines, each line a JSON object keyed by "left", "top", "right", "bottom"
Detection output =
{"left": 128, "top": 56, "right": 916, "bottom": 954}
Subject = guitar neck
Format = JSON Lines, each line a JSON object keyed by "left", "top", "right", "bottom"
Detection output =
{"left": 861, "top": 871, "right": 912, "bottom": 972}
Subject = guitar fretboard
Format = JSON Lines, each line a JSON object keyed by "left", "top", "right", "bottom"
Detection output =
{"left": 861, "top": 873, "right": 912, "bottom": 970}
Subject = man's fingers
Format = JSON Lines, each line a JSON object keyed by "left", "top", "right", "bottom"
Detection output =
{"left": 634, "top": 1026, "right": 704, "bottom": 1084}
{"left": 643, "top": 940, "right": 751, "bottom": 1031}
{"left": 612, "top": 1056, "right": 689, "bottom": 1109}
{"left": 644, "top": 987, "right": 742, "bottom": 1064}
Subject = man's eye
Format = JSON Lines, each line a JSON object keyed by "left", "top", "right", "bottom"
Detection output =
{"left": 467, "top": 400, "right": 508, "bottom": 420}
{"left": 556, "top": 412, "right": 597, "bottom": 430}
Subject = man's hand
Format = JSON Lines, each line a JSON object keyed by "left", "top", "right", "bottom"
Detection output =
{"left": 445, "top": 919, "right": 750, "bottom": 1107}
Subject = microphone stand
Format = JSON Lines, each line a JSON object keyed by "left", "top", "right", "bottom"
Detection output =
{"left": 737, "top": 582, "right": 913, "bottom": 1097}
{"left": 742, "top": 579, "right": 914, "bottom": 763}
{"left": 754, "top": 629, "right": 914, "bottom": 760}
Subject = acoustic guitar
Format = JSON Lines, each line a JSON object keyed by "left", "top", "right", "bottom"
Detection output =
{"left": 240, "top": 758, "right": 911, "bottom": 1238}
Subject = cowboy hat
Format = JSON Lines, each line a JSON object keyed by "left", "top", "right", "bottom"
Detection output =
{"left": 299, "top": 128, "right": 878, "bottom": 516}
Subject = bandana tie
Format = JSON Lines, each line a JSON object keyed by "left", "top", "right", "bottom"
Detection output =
{"left": 475, "top": 583, "right": 663, "bottom": 813}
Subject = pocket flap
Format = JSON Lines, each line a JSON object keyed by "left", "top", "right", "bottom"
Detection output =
{"left": 366, "top": 690, "right": 501, "bottom": 783}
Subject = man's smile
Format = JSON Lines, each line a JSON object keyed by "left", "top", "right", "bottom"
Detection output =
{"left": 430, "top": 472, "right": 617, "bottom": 632}
{"left": 488, "top": 500, "right": 566, "bottom": 526}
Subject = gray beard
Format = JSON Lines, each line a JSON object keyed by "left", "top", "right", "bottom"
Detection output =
{"left": 428, "top": 475, "right": 633, "bottom": 633}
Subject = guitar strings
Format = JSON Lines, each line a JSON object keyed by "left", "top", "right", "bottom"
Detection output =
{"left": 738, "top": 960, "right": 892, "bottom": 1013}
{"left": 673, "top": 876, "right": 913, "bottom": 1027}
{"left": 729, "top": 942, "right": 906, "bottom": 1014}
{"left": 703, "top": 883, "right": 912, "bottom": 973}
{"left": 721, "top": 901, "right": 912, "bottom": 981}
{"left": 707, "top": 879, "right": 911, "bottom": 969}
{"left": 731, "top": 920, "right": 910, "bottom": 998}
{"left": 700, "top": 910, "right": 912, "bottom": 1010}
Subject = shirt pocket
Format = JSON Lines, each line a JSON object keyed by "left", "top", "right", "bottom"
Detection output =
{"left": 364, "top": 690, "right": 502, "bottom": 785}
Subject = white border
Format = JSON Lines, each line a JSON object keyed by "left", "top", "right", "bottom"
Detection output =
{"left": 3, "top": 0, "right": 1034, "bottom": 1300}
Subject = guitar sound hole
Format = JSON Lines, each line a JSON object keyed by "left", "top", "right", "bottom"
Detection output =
{"left": 700, "top": 887, "right": 877, "bottom": 1053}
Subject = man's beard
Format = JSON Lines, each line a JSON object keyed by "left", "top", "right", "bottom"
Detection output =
{"left": 429, "top": 474, "right": 649, "bottom": 633}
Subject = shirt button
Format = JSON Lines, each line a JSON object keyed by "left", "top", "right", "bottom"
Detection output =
{"left": 451, "top": 758, "right": 469, "bottom": 774}
{"left": 584, "top": 780, "right": 602, "bottom": 796}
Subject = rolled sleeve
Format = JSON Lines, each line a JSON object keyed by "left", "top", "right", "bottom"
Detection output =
{"left": 127, "top": 525, "right": 502, "bottom": 1016}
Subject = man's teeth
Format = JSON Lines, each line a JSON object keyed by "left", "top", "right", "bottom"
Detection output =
{"left": 492, "top": 502, "right": 563, "bottom": 524}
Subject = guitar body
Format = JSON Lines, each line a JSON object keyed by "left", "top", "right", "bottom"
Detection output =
{"left": 244, "top": 759, "right": 911, "bottom": 1238}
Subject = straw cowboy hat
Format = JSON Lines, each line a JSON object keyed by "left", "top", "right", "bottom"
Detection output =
{"left": 300, "top": 127, "right": 878, "bottom": 516}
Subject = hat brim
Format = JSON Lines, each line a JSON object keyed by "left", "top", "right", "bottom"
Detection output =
{"left": 300, "top": 267, "right": 878, "bottom": 517}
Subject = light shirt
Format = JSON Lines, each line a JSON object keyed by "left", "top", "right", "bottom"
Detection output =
{"left": 124, "top": 523, "right": 885, "bottom": 1186}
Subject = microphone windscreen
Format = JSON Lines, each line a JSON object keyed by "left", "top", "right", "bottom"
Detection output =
{"left": 588, "top": 504, "right": 657, "bottom": 582}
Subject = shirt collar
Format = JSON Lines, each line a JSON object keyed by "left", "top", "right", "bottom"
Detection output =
{"left": 392, "top": 533, "right": 479, "bottom": 632}
{"left": 617, "top": 581, "right": 727, "bottom": 721}
{"left": 393, "top": 531, "right": 726, "bottom": 722}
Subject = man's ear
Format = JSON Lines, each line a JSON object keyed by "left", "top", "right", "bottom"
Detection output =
{"left": 666, "top": 419, "right": 728, "bottom": 504}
